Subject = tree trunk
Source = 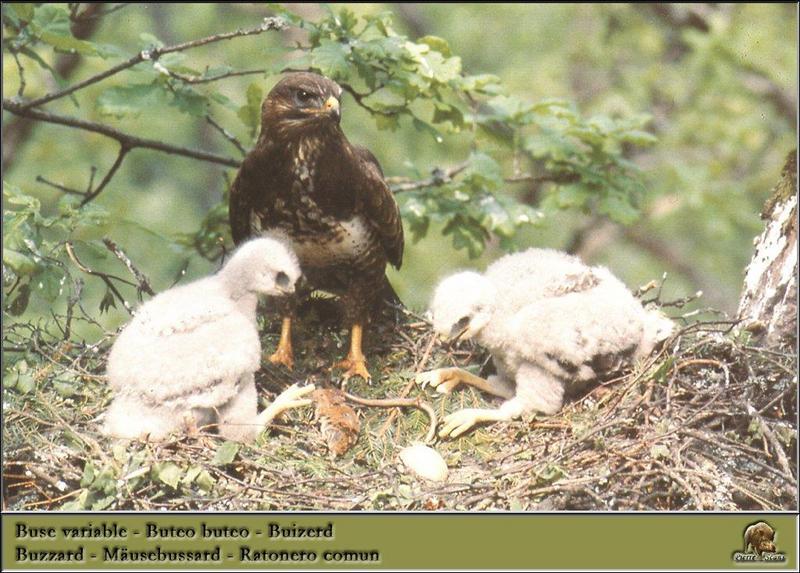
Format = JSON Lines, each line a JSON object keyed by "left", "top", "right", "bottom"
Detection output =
{"left": 737, "top": 150, "right": 797, "bottom": 347}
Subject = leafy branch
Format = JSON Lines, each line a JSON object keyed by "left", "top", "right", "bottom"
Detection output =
{"left": 14, "top": 16, "right": 287, "bottom": 110}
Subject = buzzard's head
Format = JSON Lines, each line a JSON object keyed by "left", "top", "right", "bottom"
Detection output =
{"left": 261, "top": 72, "right": 343, "bottom": 139}
{"left": 429, "top": 272, "right": 497, "bottom": 342}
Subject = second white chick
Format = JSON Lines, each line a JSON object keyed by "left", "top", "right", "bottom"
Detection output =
{"left": 103, "top": 237, "right": 314, "bottom": 443}
{"left": 418, "top": 248, "right": 674, "bottom": 438}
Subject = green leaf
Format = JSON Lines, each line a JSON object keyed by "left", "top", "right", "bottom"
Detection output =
{"left": 152, "top": 462, "right": 182, "bottom": 489}
{"left": 31, "top": 4, "right": 71, "bottom": 37}
{"left": 195, "top": 470, "right": 215, "bottom": 493}
{"left": 99, "top": 288, "right": 117, "bottom": 314}
{"left": 311, "top": 39, "right": 352, "bottom": 79}
{"left": 432, "top": 103, "right": 464, "bottom": 128}
{"left": 30, "top": 4, "right": 99, "bottom": 57}
{"left": 60, "top": 490, "right": 89, "bottom": 511}
{"left": 619, "top": 129, "right": 658, "bottom": 146}
{"left": 80, "top": 462, "right": 96, "bottom": 488}
{"left": 11, "top": 3, "right": 34, "bottom": 22}
{"left": 97, "top": 83, "right": 168, "bottom": 118}
{"left": 6, "top": 283, "right": 31, "bottom": 316}
{"left": 183, "top": 466, "right": 202, "bottom": 484}
{"left": 14, "top": 372, "right": 35, "bottom": 394}
{"left": 374, "top": 113, "right": 400, "bottom": 131}
{"left": 212, "top": 441, "right": 240, "bottom": 465}
{"left": 92, "top": 495, "right": 115, "bottom": 510}
{"left": 363, "top": 87, "right": 406, "bottom": 110}
{"left": 418, "top": 35, "right": 452, "bottom": 57}
{"left": 3, "top": 248, "right": 38, "bottom": 276}
{"left": 237, "top": 82, "right": 263, "bottom": 138}
{"left": 597, "top": 193, "right": 640, "bottom": 225}
{"left": 463, "top": 152, "right": 503, "bottom": 189}
{"left": 411, "top": 117, "right": 443, "bottom": 143}
{"left": 33, "top": 267, "right": 65, "bottom": 302}
{"left": 170, "top": 85, "right": 208, "bottom": 117}
{"left": 443, "top": 216, "right": 488, "bottom": 258}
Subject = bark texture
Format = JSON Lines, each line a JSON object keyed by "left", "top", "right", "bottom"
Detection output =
{"left": 737, "top": 151, "right": 798, "bottom": 348}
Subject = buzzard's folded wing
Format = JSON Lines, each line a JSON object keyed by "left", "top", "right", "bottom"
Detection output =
{"left": 353, "top": 146, "right": 404, "bottom": 269}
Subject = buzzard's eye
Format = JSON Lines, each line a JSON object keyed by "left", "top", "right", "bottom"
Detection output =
{"left": 295, "top": 89, "right": 315, "bottom": 105}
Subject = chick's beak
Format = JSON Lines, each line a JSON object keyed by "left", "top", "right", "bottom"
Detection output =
{"left": 324, "top": 96, "right": 340, "bottom": 121}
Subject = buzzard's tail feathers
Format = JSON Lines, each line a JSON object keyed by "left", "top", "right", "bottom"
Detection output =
{"left": 379, "top": 275, "right": 405, "bottom": 323}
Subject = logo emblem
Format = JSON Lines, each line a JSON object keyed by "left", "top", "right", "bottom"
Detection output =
{"left": 733, "top": 521, "right": 786, "bottom": 563}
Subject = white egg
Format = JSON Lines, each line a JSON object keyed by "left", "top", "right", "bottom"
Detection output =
{"left": 399, "top": 443, "right": 448, "bottom": 482}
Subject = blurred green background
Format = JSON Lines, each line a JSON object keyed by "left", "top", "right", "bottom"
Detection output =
{"left": 3, "top": 3, "right": 797, "bottom": 337}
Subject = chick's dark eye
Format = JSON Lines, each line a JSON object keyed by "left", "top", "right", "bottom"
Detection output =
{"left": 275, "top": 271, "right": 290, "bottom": 288}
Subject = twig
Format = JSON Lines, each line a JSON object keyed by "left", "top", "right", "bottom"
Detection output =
{"left": 745, "top": 401, "right": 794, "bottom": 481}
{"left": 206, "top": 115, "right": 247, "bottom": 156}
{"left": 377, "top": 331, "right": 437, "bottom": 438}
{"left": 35, "top": 175, "right": 87, "bottom": 197}
{"left": 11, "top": 50, "right": 26, "bottom": 98}
{"left": 344, "top": 392, "right": 438, "bottom": 445}
{"left": 388, "top": 162, "right": 469, "bottom": 193}
{"left": 3, "top": 99, "right": 240, "bottom": 168}
{"left": 80, "top": 144, "right": 131, "bottom": 205}
{"left": 64, "top": 241, "right": 134, "bottom": 315}
{"left": 102, "top": 237, "right": 156, "bottom": 297}
{"left": 18, "top": 17, "right": 287, "bottom": 111}
{"left": 388, "top": 162, "right": 579, "bottom": 193}
{"left": 166, "top": 67, "right": 266, "bottom": 85}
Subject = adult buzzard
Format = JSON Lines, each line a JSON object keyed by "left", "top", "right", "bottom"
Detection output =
{"left": 229, "top": 72, "right": 404, "bottom": 380}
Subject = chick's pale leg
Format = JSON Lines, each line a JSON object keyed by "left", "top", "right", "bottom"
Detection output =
{"left": 217, "top": 376, "right": 314, "bottom": 442}
{"left": 417, "top": 367, "right": 514, "bottom": 398}
{"left": 268, "top": 315, "right": 294, "bottom": 370}
{"left": 334, "top": 322, "right": 371, "bottom": 381}
{"left": 257, "top": 383, "right": 315, "bottom": 425}
{"left": 438, "top": 364, "right": 564, "bottom": 438}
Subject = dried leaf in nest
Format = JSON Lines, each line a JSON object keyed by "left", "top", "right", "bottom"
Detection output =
{"left": 313, "top": 388, "right": 360, "bottom": 458}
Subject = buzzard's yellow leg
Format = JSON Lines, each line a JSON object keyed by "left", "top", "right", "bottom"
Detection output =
{"left": 333, "top": 323, "right": 371, "bottom": 380}
{"left": 268, "top": 316, "right": 294, "bottom": 370}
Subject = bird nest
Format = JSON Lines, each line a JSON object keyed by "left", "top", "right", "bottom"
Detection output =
{"left": 2, "top": 304, "right": 796, "bottom": 511}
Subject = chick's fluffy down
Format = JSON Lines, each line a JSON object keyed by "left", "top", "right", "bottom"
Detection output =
{"left": 106, "top": 278, "right": 260, "bottom": 411}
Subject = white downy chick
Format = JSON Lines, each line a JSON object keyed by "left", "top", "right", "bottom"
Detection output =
{"left": 420, "top": 248, "right": 673, "bottom": 438}
{"left": 103, "top": 236, "right": 314, "bottom": 442}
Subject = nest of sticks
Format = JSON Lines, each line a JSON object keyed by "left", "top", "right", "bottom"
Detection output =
{"left": 2, "top": 298, "right": 796, "bottom": 511}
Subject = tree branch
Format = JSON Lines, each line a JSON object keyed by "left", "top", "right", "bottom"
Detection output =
{"left": 2, "top": 99, "right": 241, "bottom": 168}
{"left": 388, "top": 162, "right": 469, "bottom": 193}
{"left": 161, "top": 66, "right": 266, "bottom": 85}
{"left": 388, "top": 162, "right": 579, "bottom": 193}
{"left": 2, "top": 2, "right": 106, "bottom": 172}
{"left": 102, "top": 237, "right": 155, "bottom": 298}
{"left": 205, "top": 114, "right": 246, "bottom": 156}
{"left": 79, "top": 144, "right": 131, "bottom": 205}
{"left": 64, "top": 242, "right": 135, "bottom": 315}
{"left": 17, "top": 17, "right": 287, "bottom": 111}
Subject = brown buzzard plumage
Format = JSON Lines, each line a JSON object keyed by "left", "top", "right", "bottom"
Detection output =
{"left": 229, "top": 72, "right": 404, "bottom": 380}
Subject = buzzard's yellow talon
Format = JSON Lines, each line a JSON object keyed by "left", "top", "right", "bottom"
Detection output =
{"left": 268, "top": 346, "right": 294, "bottom": 370}
{"left": 333, "top": 322, "right": 371, "bottom": 381}
{"left": 333, "top": 357, "right": 371, "bottom": 381}
{"left": 267, "top": 316, "right": 294, "bottom": 370}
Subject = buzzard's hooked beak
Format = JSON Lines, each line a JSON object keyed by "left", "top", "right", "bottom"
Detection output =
{"left": 324, "top": 96, "right": 340, "bottom": 122}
